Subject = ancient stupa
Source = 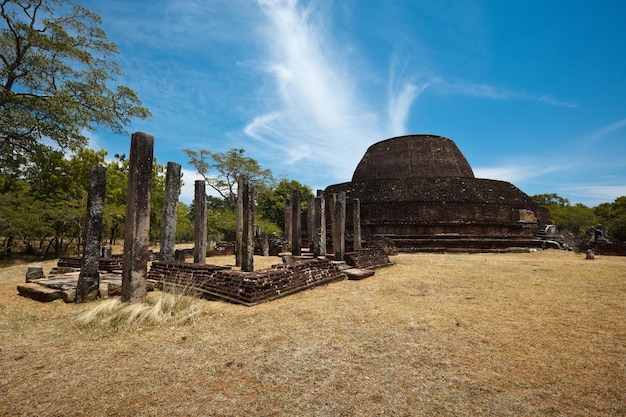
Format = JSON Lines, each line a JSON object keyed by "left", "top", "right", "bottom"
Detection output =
{"left": 324, "top": 134, "right": 550, "bottom": 252}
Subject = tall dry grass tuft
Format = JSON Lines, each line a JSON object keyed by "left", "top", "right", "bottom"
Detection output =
{"left": 73, "top": 288, "right": 204, "bottom": 329}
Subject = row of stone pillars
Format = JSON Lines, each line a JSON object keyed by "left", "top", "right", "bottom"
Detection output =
{"left": 284, "top": 190, "right": 361, "bottom": 261}
{"left": 78, "top": 132, "right": 183, "bottom": 303}
{"left": 77, "top": 132, "right": 362, "bottom": 304}
{"left": 79, "top": 131, "right": 264, "bottom": 305}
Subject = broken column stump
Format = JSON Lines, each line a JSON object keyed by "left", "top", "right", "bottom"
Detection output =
{"left": 25, "top": 266, "right": 44, "bottom": 282}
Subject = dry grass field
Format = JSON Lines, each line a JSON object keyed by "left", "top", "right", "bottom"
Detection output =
{"left": 1, "top": 250, "right": 625, "bottom": 416}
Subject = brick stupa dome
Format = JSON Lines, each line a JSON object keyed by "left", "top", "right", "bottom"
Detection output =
{"left": 352, "top": 135, "right": 474, "bottom": 181}
{"left": 324, "top": 134, "right": 550, "bottom": 252}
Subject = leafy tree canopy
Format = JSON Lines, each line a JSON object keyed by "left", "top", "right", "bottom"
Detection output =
{"left": 0, "top": 0, "right": 150, "bottom": 172}
{"left": 257, "top": 178, "right": 313, "bottom": 232}
{"left": 594, "top": 196, "right": 626, "bottom": 241}
{"left": 184, "top": 148, "right": 275, "bottom": 211}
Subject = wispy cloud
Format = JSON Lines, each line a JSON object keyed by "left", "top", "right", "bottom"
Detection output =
{"left": 473, "top": 163, "right": 567, "bottom": 183}
{"left": 243, "top": 0, "right": 420, "bottom": 182}
{"left": 588, "top": 118, "right": 626, "bottom": 142}
{"left": 433, "top": 78, "right": 578, "bottom": 108}
{"left": 559, "top": 185, "right": 626, "bottom": 205}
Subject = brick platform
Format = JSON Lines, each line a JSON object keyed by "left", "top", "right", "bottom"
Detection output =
{"left": 57, "top": 256, "right": 123, "bottom": 272}
{"left": 148, "top": 258, "right": 347, "bottom": 306}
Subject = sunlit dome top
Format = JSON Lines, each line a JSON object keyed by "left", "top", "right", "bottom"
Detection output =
{"left": 352, "top": 135, "right": 475, "bottom": 182}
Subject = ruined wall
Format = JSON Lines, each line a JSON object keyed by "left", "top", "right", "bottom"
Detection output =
{"left": 57, "top": 256, "right": 123, "bottom": 272}
{"left": 343, "top": 249, "right": 393, "bottom": 269}
{"left": 148, "top": 258, "right": 346, "bottom": 306}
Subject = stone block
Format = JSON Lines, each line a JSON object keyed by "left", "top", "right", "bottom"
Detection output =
{"left": 17, "top": 283, "right": 63, "bottom": 302}
{"left": 26, "top": 266, "right": 44, "bottom": 282}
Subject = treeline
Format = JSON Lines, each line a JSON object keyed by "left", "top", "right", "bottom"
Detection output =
{"left": 532, "top": 193, "right": 626, "bottom": 240}
{"left": 0, "top": 146, "right": 311, "bottom": 259}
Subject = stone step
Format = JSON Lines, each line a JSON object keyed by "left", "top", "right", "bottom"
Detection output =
{"left": 344, "top": 268, "right": 376, "bottom": 280}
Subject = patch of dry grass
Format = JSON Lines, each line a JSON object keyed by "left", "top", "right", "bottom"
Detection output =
{"left": 73, "top": 289, "right": 203, "bottom": 329}
{"left": 1, "top": 251, "right": 625, "bottom": 416}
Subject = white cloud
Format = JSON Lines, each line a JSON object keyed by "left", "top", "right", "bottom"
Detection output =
{"left": 241, "top": 0, "right": 424, "bottom": 183}
{"left": 559, "top": 185, "right": 626, "bottom": 203}
{"left": 473, "top": 163, "right": 566, "bottom": 183}
{"left": 179, "top": 168, "right": 222, "bottom": 204}
{"left": 433, "top": 78, "right": 578, "bottom": 108}
{"left": 588, "top": 118, "right": 626, "bottom": 142}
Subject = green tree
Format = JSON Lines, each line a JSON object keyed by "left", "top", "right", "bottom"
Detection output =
{"left": 0, "top": 0, "right": 150, "bottom": 173}
{"left": 183, "top": 148, "right": 275, "bottom": 211}
{"left": 532, "top": 193, "right": 570, "bottom": 208}
{"left": 175, "top": 202, "right": 194, "bottom": 243}
{"left": 532, "top": 193, "right": 597, "bottom": 237}
{"left": 594, "top": 196, "right": 626, "bottom": 241}
{"left": 257, "top": 178, "right": 313, "bottom": 232}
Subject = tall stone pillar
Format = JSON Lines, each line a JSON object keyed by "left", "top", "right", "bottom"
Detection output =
{"left": 307, "top": 194, "right": 315, "bottom": 248}
{"left": 291, "top": 190, "right": 302, "bottom": 256}
{"left": 284, "top": 199, "right": 292, "bottom": 251}
{"left": 76, "top": 165, "right": 106, "bottom": 303}
{"left": 194, "top": 180, "right": 207, "bottom": 264}
{"left": 159, "top": 162, "right": 181, "bottom": 262}
{"left": 353, "top": 197, "right": 362, "bottom": 251}
{"left": 240, "top": 176, "right": 255, "bottom": 272}
{"left": 332, "top": 191, "right": 346, "bottom": 261}
{"left": 235, "top": 177, "right": 243, "bottom": 267}
{"left": 313, "top": 190, "right": 326, "bottom": 257}
{"left": 122, "top": 132, "right": 153, "bottom": 303}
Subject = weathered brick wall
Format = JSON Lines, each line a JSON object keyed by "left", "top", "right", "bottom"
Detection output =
{"left": 57, "top": 256, "right": 123, "bottom": 272}
{"left": 344, "top": 249, "right": 392, "bottom": 269}
{"left": 148, "top": 258, "right": 346, "bottom": 306}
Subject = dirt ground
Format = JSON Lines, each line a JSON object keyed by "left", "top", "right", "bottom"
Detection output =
{"left": 1, "top": 250, "right": 625, "bottom": 416}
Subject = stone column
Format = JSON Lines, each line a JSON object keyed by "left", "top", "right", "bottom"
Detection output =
{"left": 194, "top": 180, "right": 207, "bottom": 264}
{"left": 291, "top": 190, "right": 302, "bottom": 256}
{"left": 332, "top": 191, "right": 346, "bottom": 261}
{"left": 240, "top": 176, "right": 255, "bottom": 272}
{"left": 284, "top": 199, "right": 292, "bottom": 251}
{"left": 261, "top": 233, "right": 270, "bottom": 256}
{"left": 307, "top": 194, "right": 315, "bottom": 248}
{"left": 313, "top": 190, "right": 326, "bottom": 257}
{"left": 159, "top": 162, "right": 181, "bottom": 262}
{"left": 353, "top": 198, "right": 362, "bottom": 251}
{"left": 101, "top": 245, "right": 112, "bottom": 258}
{"left": 122, "top": 132, "right": 153, "bottom": 303}
{"left": 235, "top": 177, "right": 243, "bottom": 267}
{"left": 77, "top": 165, "right": 106, "bottom": 303}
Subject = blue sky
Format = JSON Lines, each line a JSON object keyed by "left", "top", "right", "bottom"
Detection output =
{"left": 81, "top": 0, "right": 626, "bottom": 207}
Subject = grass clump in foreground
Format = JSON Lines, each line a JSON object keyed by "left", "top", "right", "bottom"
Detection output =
{"left": 73, "top": 286, "right": 204, "bottom": 329}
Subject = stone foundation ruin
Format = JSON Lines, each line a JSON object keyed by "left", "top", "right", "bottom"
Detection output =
{"left": 148, "top": 257, "right": 347, "bottom": 306}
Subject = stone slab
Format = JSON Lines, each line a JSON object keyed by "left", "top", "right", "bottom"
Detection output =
{"left": 344, "top": 268, "right": 376, "bottom": 280}
{"left": 17, "top": 283, "right": 63, "bottom": 302}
